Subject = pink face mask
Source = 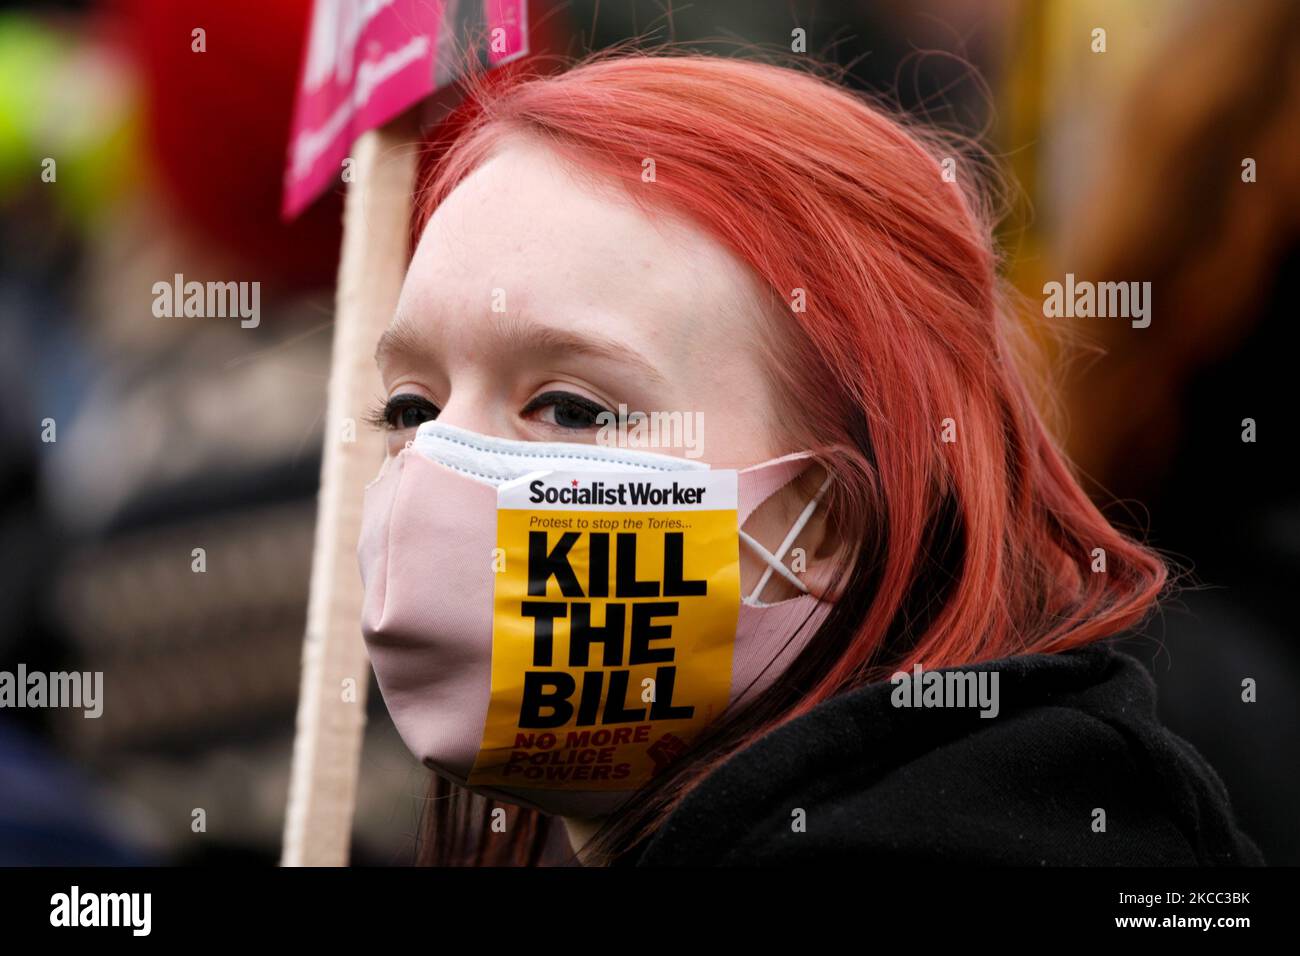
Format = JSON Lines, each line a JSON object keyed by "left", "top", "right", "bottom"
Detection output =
{"left": 357, "top": 421, "right": 835, "bottom": 817}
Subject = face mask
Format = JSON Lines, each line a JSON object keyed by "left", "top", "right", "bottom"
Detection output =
{"left": 358, "top": 421, "right": 835, "bottom": 818}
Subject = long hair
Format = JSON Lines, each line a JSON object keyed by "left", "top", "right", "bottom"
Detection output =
{"left": 407, "top": 49, "right": 1168, "bottom": 867}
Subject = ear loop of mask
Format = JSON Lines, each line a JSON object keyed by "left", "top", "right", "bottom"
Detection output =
{"left": 738, "top": 473, "right": 834, "bottom": 606}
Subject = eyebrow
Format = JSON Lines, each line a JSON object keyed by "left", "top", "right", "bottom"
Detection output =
{"left": 375, "top": 311, "right": 668, "bottom": 385}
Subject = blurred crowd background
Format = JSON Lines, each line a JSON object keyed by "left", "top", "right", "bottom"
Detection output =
{"left": 1, "top": 0, "right": 1296, "bottom": 866}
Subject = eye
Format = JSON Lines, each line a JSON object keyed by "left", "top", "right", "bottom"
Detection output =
{"left": 521, "top": 390, "right": 612, "bottom": 430}
{"left": 369, "top": 393, "right": 440, "bottom": 431}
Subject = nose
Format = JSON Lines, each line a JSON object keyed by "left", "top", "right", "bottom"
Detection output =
{"left": 431, "top": 388, "right": 519, "bottom": 441}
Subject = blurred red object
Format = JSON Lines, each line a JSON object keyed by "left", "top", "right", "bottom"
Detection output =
{"left": 111, "top": 0, "right": 343, "bottom": 289}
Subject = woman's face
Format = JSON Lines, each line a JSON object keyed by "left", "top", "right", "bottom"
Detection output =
{"left": 376, "top": 136, "right": 836, "bottom": 601}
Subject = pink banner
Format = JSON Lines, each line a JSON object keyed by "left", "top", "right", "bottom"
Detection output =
{"left": 283, "top": 0, "right": 529, "bottom": 219}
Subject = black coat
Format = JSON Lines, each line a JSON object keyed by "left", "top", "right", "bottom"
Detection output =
{"left": 625, "top": 641, "right": 1265, "bottom": 865}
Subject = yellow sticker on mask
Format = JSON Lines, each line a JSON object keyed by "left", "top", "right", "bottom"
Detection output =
{"left": 469, "top": 469, "right": 741, "bottom": 792}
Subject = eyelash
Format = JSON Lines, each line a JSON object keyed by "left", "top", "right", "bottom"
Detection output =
{"left": 522, "top": 390, "right": 611, "bottom": 429}
{"left": 366, "top": 390, "right": 614, "bottom": 432}
{"left": 365, "top": 393, "right": 440, "bottom": 432}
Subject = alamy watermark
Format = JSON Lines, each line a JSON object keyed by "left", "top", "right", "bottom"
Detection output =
{"left": 595, "top": 404, "right": 705, "bottom": 460}
{"left": 890, "top": 663, "right": 1000, "bottom": 718}
{"left": 1043, "top": 273, "right": 1151, "bottom": 328}
{"left": 50, "top": 886, "right": 150, "bottom": 936}
{"left": 0, "top": 664, "right": 102, "bottom": 718}
{"left": 151, "top": 273, "right": 260, "bottom": 328}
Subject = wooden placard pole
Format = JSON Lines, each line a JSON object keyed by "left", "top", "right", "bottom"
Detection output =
{"left": 281, "top": 118, "right": 416, "bottom": 867}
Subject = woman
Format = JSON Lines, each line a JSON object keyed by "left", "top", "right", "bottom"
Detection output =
{"left": 356, "top": 51, "right": 1263, "bottom": 867}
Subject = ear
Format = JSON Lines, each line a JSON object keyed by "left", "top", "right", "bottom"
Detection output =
{"left": 739, "top": 462, "right": 848, "bottom": 604}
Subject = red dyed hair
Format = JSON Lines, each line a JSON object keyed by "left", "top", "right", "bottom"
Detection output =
{"left": 410, "top": 50, "right": 1168, "bottom": 866}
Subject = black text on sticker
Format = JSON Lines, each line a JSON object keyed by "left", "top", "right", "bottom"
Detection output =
{"left": 515, "top": 530, "right": 709, "bottom": 728}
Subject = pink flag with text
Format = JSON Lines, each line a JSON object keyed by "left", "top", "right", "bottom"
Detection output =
{"left": 283, "top": 0, "right": 529, "bottom": 219}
